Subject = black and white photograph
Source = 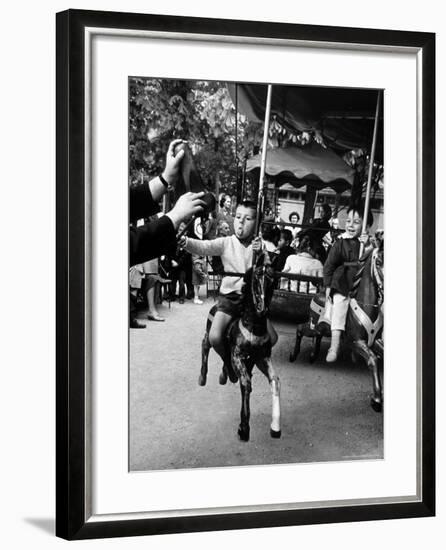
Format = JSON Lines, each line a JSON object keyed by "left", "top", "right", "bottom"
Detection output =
{"left": 128, "top": 78, "right": 385, "bottom": 471}
{"left": 51, "top": 5, "right": 436, "bottom": 542}
{"left": 1, "top": 0, "right": 442, "bottom": 546}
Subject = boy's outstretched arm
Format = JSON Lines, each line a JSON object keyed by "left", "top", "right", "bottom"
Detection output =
{"left": 183, "top": 236, "right": 226, "bottom": 257}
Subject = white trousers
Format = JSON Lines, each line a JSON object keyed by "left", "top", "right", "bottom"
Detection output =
{"left": 330, "top": 293, "right": 350, "bottom": 331}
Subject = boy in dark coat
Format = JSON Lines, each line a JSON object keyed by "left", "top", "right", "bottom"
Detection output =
{"left": 323, "top": 204, "right": 374, "bottom": 362}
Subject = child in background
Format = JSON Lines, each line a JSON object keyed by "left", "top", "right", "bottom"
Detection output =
{"left": 261, "top": 223, "right": 280, "bottom": 255}
{"left": 323, "top": 204, "right": 374, "bottom": 362}
{"left": 169, "top": 222, "right": 191, "bottom": 304}
{"left": 280, "top": 235, "right": 323, "bottom": 292}
{"left": 192, "top": 253, "right": 207, "bottom": 304}
{"left": 274, "top": 229, "right": 295, "bottom": 272}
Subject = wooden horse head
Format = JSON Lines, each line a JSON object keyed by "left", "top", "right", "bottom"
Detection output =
{"left": 244, "top": 251, "right": 276, "bottom": 316}
{"left": 371, "top": 237, "right": 384, "bottom": 304}
{"left": 350, "top": 235, "right": 384, "bottom": 307}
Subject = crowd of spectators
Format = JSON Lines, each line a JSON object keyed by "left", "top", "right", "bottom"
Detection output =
{"left": 131, "top": 187, "right": 350, "bottom": 327}
{"left": 128, "top": 139, "right": 375, "bottom": 339}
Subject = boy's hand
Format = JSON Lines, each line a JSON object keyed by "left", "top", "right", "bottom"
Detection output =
{"left": 178, "top": 236, "right": 187, "bottom": 249}
{"left": 359, "top": 232, "right": 374, "bottom": 255}
{"left": 359, "top": 233, "right": 370, "bottom": 246}
{"left": 325, "top": 287, "right": 331, "bottom": 299}
{"left": 252, "top": 236, "right": 264, "bottom": 252}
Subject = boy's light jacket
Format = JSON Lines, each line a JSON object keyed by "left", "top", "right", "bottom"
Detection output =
{"left": 185, "top": 235, "right": 253, "bottom": 295}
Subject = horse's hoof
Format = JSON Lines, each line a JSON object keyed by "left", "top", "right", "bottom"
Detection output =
{"left": 228, "top": 370, "right": 238, "bottom": 383}
{"left": 198, "top": 374, "right": 207, "bottom": 386}
{"left": 370, "top": 397, "right": 383, "bottom": 413}
{"left": 219, "top": 371, "right": 228, "bottom": 385}
{"left": 289, "top": 353, "right": 296, "bottom": 362}
{"left": 238, "top": 427, "right": 250, "bottom": 442}
{"left": 270, "top": 429, "right": 281, "bottom": 439}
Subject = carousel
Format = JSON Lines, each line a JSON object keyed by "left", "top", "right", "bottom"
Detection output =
{"left": 226, "top": 82, "right": 384, "bottom": 411}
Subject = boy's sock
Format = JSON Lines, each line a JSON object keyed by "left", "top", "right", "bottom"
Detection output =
{"left": 326, "top": 329, "right": 342, "bottom": 362}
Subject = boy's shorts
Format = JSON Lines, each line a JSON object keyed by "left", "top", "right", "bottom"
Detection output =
{"left": 217, "top": 291, "right": 244, "bottom": 317}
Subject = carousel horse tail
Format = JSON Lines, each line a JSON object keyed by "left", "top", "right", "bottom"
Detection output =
{"left": 311, "top": 291, "right": 331, "bottom": 334}
{"left": 173, "top": 142, "right": 216, "bottom": 222}
{"left": 198, "top": 304, "right": 218, "bottom": 387}
{"left": 205, "top": 304, "right": 218, "bottom": 332}
{"left": 173, "top": 142, "right": 205, "bottom": 194}
{"left": 310, "top": 292, "right": 325, "bottom": 328}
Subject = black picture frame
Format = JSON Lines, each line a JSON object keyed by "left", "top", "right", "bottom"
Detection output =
{"left": 56, "top": 9, "right": 435, "bottom": 540}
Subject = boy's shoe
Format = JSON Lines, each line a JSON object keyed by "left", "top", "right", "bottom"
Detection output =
{"left": 194, "top": 298, "right": 203, "bottom": 304}
{"left": 326, "top": 330, "right": 342, "bottom": 363}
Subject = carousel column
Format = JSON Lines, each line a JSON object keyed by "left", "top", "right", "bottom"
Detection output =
{"left": 254, "top": 84, "right": 273, "bottom": 238}
{"left": 302, "top": 185, "right": 317, "bottom": 225}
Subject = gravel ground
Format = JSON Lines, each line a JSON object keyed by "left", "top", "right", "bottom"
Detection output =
{"left": 130, "top": 296, "right": 383, "bottom": 471}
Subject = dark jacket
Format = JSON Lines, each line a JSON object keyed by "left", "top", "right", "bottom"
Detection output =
{"left": 129, "top": 183, "right": 176, "bottom": 266}
{"left": 273, "top": 246, "right": 295, "bottom": 272}
{"left": 323, "top": 237, "right": 360, "bottom": 297}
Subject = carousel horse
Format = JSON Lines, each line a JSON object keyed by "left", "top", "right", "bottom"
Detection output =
{"left": 288, "top": 291, "right": 330, "bottom": 363}
{"left": 198, "top": 251, "right": 281, "bottom": 442}
{"left": 286, "top": 235, "right": 328, "bottom": 363}
{"left": 347, "top": 241, "right": 384, "bottom": 411}
{"left": 289, "top": 240, "right": 384, "bottom": 411}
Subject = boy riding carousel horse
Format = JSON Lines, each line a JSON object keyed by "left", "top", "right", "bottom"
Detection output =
{"left": 181, "top": 200, "right": 278, "bottom": 377}
{"left": 181, "top": 200, "right": 281, "bottom": 441}
{"left": 323, "top": 203, "right": 374, "bottom": 362}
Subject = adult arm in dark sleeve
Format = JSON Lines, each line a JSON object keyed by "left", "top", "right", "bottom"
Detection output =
{"left": 129, "top": 191, "right": 207, "bottom": 266}
{"left": 129, "top": 139, "right": 191, "bottom": 223}
{"left": 130, "top": 215, "right": 176, "bottom": 266}
{"left": 129, "top": 182, "right": 160, "bottom": 224}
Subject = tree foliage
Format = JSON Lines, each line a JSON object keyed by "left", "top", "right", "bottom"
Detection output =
{"left": 129, "top": 78, "right": 293, "bottom": 198}
{"left": 129, "top": 78, "right": 375, "bottom": 207}
{"left": 129, "top": 78, "right": 247, "bottom": 195}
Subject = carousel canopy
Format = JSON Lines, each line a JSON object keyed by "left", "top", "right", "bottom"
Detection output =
{"left": 246, "top": 144, "right": 356, "bottom": 191}
{"left": 228, "top": 83, "right": 383, "bottom": 158}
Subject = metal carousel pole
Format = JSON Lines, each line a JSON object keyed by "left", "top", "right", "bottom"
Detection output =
{"left": 254, "top": 84, "right": 273, "bottom": 238}
{"left": 360, "top": 89, "right": 382, "bottom": 257}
